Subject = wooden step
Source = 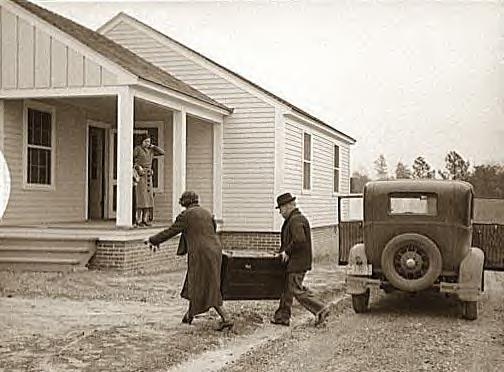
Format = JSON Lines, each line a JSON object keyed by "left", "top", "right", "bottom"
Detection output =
{"left": 0, "top": 237, "right": 97, "bottom": 272}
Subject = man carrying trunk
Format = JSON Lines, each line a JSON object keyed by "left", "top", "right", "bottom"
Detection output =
{"left": 271, "top": 193, "right": 331, "bottom": 327}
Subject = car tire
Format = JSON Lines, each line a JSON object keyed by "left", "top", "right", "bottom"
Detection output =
{"left": 351, "top": 289, "right": 370, "bottom": 313}
{"left": 462, "top": 301, "right": 478, "bottom": 320}
{"left": 381, "top": 233, "right": 442, "bottom": 292}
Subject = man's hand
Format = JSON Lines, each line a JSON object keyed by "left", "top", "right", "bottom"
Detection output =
{"left": 144, "top": 238, "right": 159, "bottom": 252}
{"left": 279, "top": 251, "right": 289, "bottom": 263}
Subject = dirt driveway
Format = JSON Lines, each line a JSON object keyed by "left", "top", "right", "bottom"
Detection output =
{"left": 0, "top": 262, "right": 345, "bottom": 372}
{"left": 221, "top": 270, "right": 504, "bottom": 372}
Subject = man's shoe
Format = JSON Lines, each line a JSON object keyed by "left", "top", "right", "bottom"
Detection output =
{"left": 315, "top": 306, "right": 331, "bottom": 326}
{"left": 270, "top": 319, "right": 290, "bottom": 326}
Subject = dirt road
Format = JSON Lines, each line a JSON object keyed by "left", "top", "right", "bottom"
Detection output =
{"left": 0, "top": 262, "right": 345, "bottom": 372}
{"left": 221, "top": 270, "right": 504, "bottom": 372}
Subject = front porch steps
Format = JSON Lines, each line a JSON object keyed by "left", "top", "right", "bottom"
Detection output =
{"left": 0, "top": 237, "right": 97, "bottom": 272}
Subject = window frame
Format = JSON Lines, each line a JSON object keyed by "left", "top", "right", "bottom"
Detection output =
{"left": 22, "top": 100, "right": 56, "bottom": 191}
{"left": 333, "top": 144, "right": 340, "bottom": 195}
{"left": 301, "top": 130, "right": 313, "bottom": 193}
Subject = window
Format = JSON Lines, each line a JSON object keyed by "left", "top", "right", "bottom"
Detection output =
{"left": 333, "top": 145, "right": 340, "bottom": 193}
{"left": 24, "top": 105, "right": 55, "bottom": 188}
{"left": 302, "top": 132, "right": 312, "bottom": 191}
{"left": 389, "top": 193, "right": 438, "bottom": 216}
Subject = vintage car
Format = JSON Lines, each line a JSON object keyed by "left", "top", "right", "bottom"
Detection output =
{"left": 345, "top": 180, "right": 484, "bottom": 320}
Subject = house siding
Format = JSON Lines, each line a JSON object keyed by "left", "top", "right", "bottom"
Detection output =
{"left": 151, "top": 119, "right": 172, "bottom": 222}
{"left": 186, "top": 116, "right": 213, "bottom": 213}
{"left": 0, "top": 6, "right": 120, "bottom": 91}
{"left": 284, "top": 118, "right": 351, "bottom": 227}
{"left": 103, "top": 21, "right": 276, "bottom": 232}
{"left": 1, "top": 100, "right": 86, "bottom": 225}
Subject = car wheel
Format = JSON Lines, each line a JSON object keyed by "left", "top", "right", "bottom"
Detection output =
{"left": 381, "top": 233, "right": 442, "bottom": 292}
{"left": 351, "top": 289, "right": 370, "bottom": 313}
{"left": 462, "top": 301, "right": 478, "bottom": 320}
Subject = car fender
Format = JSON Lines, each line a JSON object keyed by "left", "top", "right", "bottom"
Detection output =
{"left": 346, "top": 243, "right": 372, "bottom": 294}
{"left": 458, "top": 247, "right": 484, "bottom": 302}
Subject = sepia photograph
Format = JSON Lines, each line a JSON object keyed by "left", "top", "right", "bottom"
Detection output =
{"left": 0, "top": 0, "right": 503, "bottom": 371}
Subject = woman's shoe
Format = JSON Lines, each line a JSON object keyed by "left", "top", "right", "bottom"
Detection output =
{"left": 182, "top": 312, "right": 193, "bottom": 325}
{"left": 215, "top": 319, "right": 234, "bottom": 331}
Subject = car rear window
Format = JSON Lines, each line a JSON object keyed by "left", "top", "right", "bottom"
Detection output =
{"left": 389, "top": 193, "right": 438, "bottom": 216}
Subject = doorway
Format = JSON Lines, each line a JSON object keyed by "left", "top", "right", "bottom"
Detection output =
{"left": 87, "top": 126, "right": 107, "bottom": 220}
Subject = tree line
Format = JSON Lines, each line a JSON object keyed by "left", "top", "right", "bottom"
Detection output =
{"left": 351, "top": 151, "right": 504, "bottom": 198}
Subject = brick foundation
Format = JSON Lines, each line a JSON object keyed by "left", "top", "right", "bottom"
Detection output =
{"left": 219, "top": 231, "right": 281, "bottom": 252}
{"left": 220, "top": 225, "right": 338, "bottom": 260}
{"left": 89, "top": 225, "right": 339, "bottom": 272}
{"left": 89, "top": 237, "right": 186, "bottom": 273}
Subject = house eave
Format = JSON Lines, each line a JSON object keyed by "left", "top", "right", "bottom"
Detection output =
{"left": 284, "top": 111, "right": 356, "bottom": 145}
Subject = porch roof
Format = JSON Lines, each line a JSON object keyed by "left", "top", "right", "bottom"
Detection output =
{"left": 9, "top": 0, "right": 231, "bottom": 113}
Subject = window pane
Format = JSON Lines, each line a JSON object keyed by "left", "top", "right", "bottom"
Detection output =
{"left": 389, "top": 194, "right": 438, "bottom": 216}
{"left": 27, "top": 109, "right": 52, "bottom": 147}
{"left": 334, "top": 145, "right": 340, "bottom": 168}
{"left": 27, "top": 148, "right": 51, "bottom": 185}
{"left": 113, "top": 185, "right": 117, "bottom": 212}
{"left": 334, "top": 169, "right": 339, "bottom": 193}
{"left": 113, "top": 133, "right": 117, "bottom": 181}
{"left": 303, "top": 133, "right": 311, "bottom": 161}
{"left": 303, "top": 162, "right": 311, "bottom": 190}
{"left": 152, "top": 158, "right": 158, "bottom": 188}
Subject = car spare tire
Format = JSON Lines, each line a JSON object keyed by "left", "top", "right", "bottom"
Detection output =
{"left": 381, "top": 233, "right": 442, "bottom": 292}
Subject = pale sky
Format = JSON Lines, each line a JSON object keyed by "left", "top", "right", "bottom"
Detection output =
{"left": 35, "top": 0, "right": 504, "bottom": 177}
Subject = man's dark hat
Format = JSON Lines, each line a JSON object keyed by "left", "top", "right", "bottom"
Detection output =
{"left": 275, "top": 193, "right": 296, "bottom": 209}
{"left": 140, "top": 133, "right": 151, "bottom": 142}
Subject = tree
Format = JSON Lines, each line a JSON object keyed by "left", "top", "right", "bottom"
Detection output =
{"left": 440, "top": 151, "right": 470, "bottom": 181}
{"left": 350, "top": 171, "right": 371, "bottom": 193}
{"left": 412, "top": 156, "right": 435, "bottom": 179}
{"left": 374, "top": 154, "right": 388, "bottom": 180}
{"left": 395, "top": 161, "right": 412, "bottom": 179}
{"left": 467, "top": 164, "right": 504, "bottom": 198}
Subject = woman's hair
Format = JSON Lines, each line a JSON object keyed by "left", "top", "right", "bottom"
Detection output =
{"left": 179, "top": 191, "right": 199, "bottom": 207}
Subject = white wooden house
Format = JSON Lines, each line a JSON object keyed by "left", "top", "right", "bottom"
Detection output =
{"left": 0, "top": 0, "right": 355, "bottom": 271}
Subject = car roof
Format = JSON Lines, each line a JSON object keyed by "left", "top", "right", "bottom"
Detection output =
{"left": 365, "top": 179, "right": 473, "bottom": 197}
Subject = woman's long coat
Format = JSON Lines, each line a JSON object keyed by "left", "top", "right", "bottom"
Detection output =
{"left": 149, "top": 204, "right": 223, "bottom": 315}
{"left": 133, "top": 145, "right": 164, "bottom": 208}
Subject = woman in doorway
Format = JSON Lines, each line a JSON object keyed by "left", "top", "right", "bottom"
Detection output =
{"left": 133, "top": 134, "right": 164, "bottom": 226}
{"left": 145, "top": 191, "right": 234, "bottom": 331}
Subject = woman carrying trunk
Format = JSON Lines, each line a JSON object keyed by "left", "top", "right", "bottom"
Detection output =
{"left": 145, "top": 191, "right": 233, "bottom": 331}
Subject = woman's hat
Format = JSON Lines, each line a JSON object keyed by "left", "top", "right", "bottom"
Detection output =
{"left": 275, "top": 192, "right": 296, "bottom": 209}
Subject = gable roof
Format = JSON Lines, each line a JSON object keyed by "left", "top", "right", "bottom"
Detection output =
{"left": 8, "top": 0, "right": 230, "bottom": 112}
{"left": 100, "top": 12, "right": 356, "bottom": 144}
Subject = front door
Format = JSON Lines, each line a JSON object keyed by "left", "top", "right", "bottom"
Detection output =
{"left": 88, "top": 126, "right": 106, "bottom": 219}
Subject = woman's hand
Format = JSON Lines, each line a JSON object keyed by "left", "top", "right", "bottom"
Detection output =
{"left": 144, "top": 238, "right": 159, "bottom": 252}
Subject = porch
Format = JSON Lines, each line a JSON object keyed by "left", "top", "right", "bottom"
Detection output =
{"left": 0, "top": 220, "right": 182, "bottom": 272}
{"left": 0, "top": 93, "right": 224, "bottom": 228}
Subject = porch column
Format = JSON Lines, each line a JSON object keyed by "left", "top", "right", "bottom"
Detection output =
{"left": 212, "top": 121, "right": 223, "bottom": 222}
{"left": 116, "top": 88, "right": 134, "bottom": 228}
{"left": 172, "top": 109, "right": 187, "bottom": 220}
